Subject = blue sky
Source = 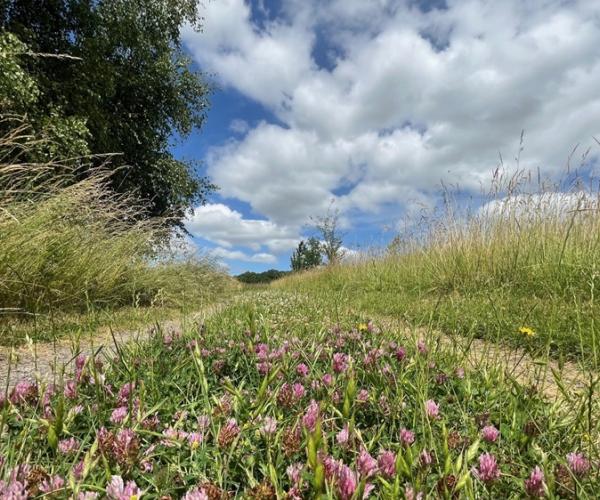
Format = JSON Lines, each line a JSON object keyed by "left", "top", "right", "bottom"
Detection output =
{"left": 173, "top": 0, "right": 600, "bottom": 275}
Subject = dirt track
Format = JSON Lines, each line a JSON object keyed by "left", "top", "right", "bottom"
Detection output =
{"left": 1, "top": 297, "right": 595, "bottom": 403}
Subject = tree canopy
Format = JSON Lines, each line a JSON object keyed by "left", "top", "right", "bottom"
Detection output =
{"left": 236, "top": 269, "right": 290, "bottom": 284}
{"left": 1, "top": 0, "right": 214, "bottom": 227}
{"left": 290, "top": 237, "right": 323, "bottom": 271}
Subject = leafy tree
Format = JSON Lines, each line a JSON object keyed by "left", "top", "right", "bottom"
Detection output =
{"left": 1, "top": 0, "right": 215, "bottom": 227}
{"left": 312, "top": 204, "right": 344, "bottom": 264}
{"left": 236, "top": 269, "right": 290, "bottom": 284}
{"left": 0, "top": 32, "right": 90, "bottom": 161}
{"left": 290, "top": 237, "right": 323, "bottom": 271}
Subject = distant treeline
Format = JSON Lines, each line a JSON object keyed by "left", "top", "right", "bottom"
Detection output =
{"left": 236, "top": 269, "right": 291, "bottom": 284}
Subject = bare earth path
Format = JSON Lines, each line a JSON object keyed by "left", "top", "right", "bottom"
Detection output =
{"left": 0, "top": 304, "right": 223, "bottom": 390}
{"left": 374, "top": 315, "right": 593, "bottom": 401}
{"left": 1, "top": 293, "right": 595, "bottom": 404}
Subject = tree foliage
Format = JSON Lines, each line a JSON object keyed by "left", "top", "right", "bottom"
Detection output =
{"left": 290, "top": 237, "right": 323, "bottom": 271}
{"left": 312, "top": 205, "right": 344, "bottom": 264}
{"left": 1, "top": 0, "right": 215, "bottom": 226}
{"left": 236, "top": 269, "right": 290, "bottom": 284}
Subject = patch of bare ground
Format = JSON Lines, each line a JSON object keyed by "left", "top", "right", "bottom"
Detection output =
{"left": 0, "top": 304, "right": 224, "bottom": 390}
{"left": 375, "top": 315, "right": 594, "bottom": 401}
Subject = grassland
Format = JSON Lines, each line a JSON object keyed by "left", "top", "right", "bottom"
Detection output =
{"left": 276, "top": 185, "right": 600, "bottom": 370}
{"left": 0, "top": 124, "right": 234, "bottom": 346}
{"left": 1, "top": 290, "right": 598, "bottom": 498}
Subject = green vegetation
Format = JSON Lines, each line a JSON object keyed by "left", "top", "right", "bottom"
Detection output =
{"left": 276, "top": 182, "right": 600, "bottom": 368}
{"left": 236, "top": 269, "right": 291, "bottom": 284}
{"left": 1, "top": 1, "right": 214, "bottom": 226}
{"left": 0, "top": 123, "right": 232, "bottom": 345}
{"left": 1, "top": 290, "right": 597, "bottom": 498}
{"left": 291, "top": 237, "right": 323, "bottom": 271}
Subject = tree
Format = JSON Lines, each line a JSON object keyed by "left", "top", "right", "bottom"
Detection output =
{"left": 1, "top": 0, "right": 215, "bottom": 227}
{"left": 290, "top": 237, "right": 323, "bottom": 271}
{"left": 236, "top": 269, "right": 290, "bottom": 284}
{"left": 312, "top": 204, "right": 345, "bottom": 264}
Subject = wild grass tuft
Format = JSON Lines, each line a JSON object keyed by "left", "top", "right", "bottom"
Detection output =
{"left": 0, "top": 120, "right": 232, "bottom": 340}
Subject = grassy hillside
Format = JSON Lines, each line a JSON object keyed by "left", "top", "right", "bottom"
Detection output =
{"left": 276, "top": 182, "right": 600, "bottom": 368}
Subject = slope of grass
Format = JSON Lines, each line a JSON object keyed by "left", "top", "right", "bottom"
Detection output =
{"left": 276, "top": 185, "right": 600, "bottom": 368}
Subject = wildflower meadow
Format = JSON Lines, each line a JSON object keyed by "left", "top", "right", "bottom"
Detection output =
{"left": 1, "top": 292, "right": 598, "bottom": 498}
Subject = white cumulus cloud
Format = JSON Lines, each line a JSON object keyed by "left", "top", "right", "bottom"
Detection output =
{"left": 209, "top": 247, "right": 277, "bottom": 263}
{"left": 185, "top": 203, "right": 300, "bottom": 252}
{"left": 183, "top": 0, "right": 600, "bottom": 252}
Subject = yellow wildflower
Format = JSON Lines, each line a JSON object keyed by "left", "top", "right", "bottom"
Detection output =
{"left": 358, "top": 323, "right": 368, "bottom": 332}
{"left": 518, "top": 326, "right": 535, "bottom": 337}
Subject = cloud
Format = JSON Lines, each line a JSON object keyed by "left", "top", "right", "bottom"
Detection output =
{"left": 184, "top": 0, "right": 600, "bottom": 247}
{"left": 229, "top": 118, "right": 250, "bottom": 134}
{"left": 185, "top": 203, "right": 300, "bottom": 252}
{"left": 479, "top": 191, "right": 600, "bottom": 221}
{"left": 209, "top": 247, "right": 277, "bottom": 263}
{"left": 183, "top": 0, "right": 315, "bottom": 110}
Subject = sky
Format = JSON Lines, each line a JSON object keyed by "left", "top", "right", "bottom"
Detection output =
{"left": 173, "top": 0, "right": 600, "bottom": 275}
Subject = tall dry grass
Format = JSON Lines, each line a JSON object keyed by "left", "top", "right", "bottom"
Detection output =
{"left": 277, "top": 166, "right": 600, "bottom": 366}
{"left": 0, "top": 120, "right": 231, "bottom": 318}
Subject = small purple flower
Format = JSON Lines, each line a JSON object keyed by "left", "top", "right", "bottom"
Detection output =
{"left": 336, "top": 464, "right": 357, "bottom": 500}
{"left": 40, "top": 474, "right": 65, "bottom": 494}
{"left": 0, "top": 479, "right": 27, "bottom": 500}
{"left": 336, "top": 424, "right": 350, "bottom": 446}
{"left": 404, "top": 485, "right": 424, "bottom": 500}
{"left": 292, "top": 382, "right": 305, "bottom": 400}
{"left": 333, "top": 353, "right": 349, "bottom": 373}
{"left": 72, "top": 459, "right": 85, "bottom": 480}
{"left": 322, "top": 373, "right": 334, "bottom": 386}
{"left": 287, "top": 462, "right": 304, "bottom": 485}
{"left": 481, "top": 425, "right": 500, "bottom": 443}
{"left": 400, "top": 428, "right": 415, "bottom": 446}
{"left": 377, "top": 450, "right": 396, "bottom": 478}
{"left": 296, "top": 363, "right": 309, "bottom": 377}
{"left": 425, "top": 399, "right": 439, "bottom": 419}
{"left": 110, "top": 406, "right": 128, "bottom": 425}
{"left": 566, "top": 452, "right": 591, "bottom": 477}
{"left": 197, "top": 415, "right": 210, "bottom": 431}
{"left": 78, "top": 493, "right": 99, "bottom": 500}
{"left": 64, "top": 380, "right": 78, "bottom": 399}
{"left": 261, "top": 416, "right": 278, "bottom": 435}
{"left": 357, "top": 447, "right": 378, "bottom": 478}
{"left": 455, "top": 367, "right": 465, "bottom": 379}
{"left": 187, "top": 432, "right": 204, "bottom": 449}
{"left": 183, "top": 487, "right": 209, "bottom": 500}
{"left": 395, "top": 347, "right": 406, "bottom": 362}
{"left": 9, "top": 380, "right": 38, "bottom": 405}
{"left": 524, "top": 466, "right": 545, "bottom": 497}
{"left": 419, "top": 449, "right": 433, "bottom": 466}
{"left": 356, "top": 389, "right": 369, "bottom": 403}
{"left": 417, "top": 340, "right": 427, "bottom": 354}
{"left": 75, "top": 354, "right": 87, "bottom": 381}
{"left": 112, "top": 428, "right": 140, "bottom": 466}
{"left": 117, "top": 382, "right": 135, "bottom": 405}
{"left": 321, "top": 454, "right": 342, "bottom": 481}
{"left": 472, "top": 453, "right": 500, "bottom": 484}
{"left": 302, "top": 399, "right": 320, "bottom": 432}
{"left": 106, "top": 475, "right": 142, "bottom": 500}
{"left": 58, "top": 436, "right": 80, "bottom": 455}
{"left": 257, "top": 361, "right": 270, "bottom": 375}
